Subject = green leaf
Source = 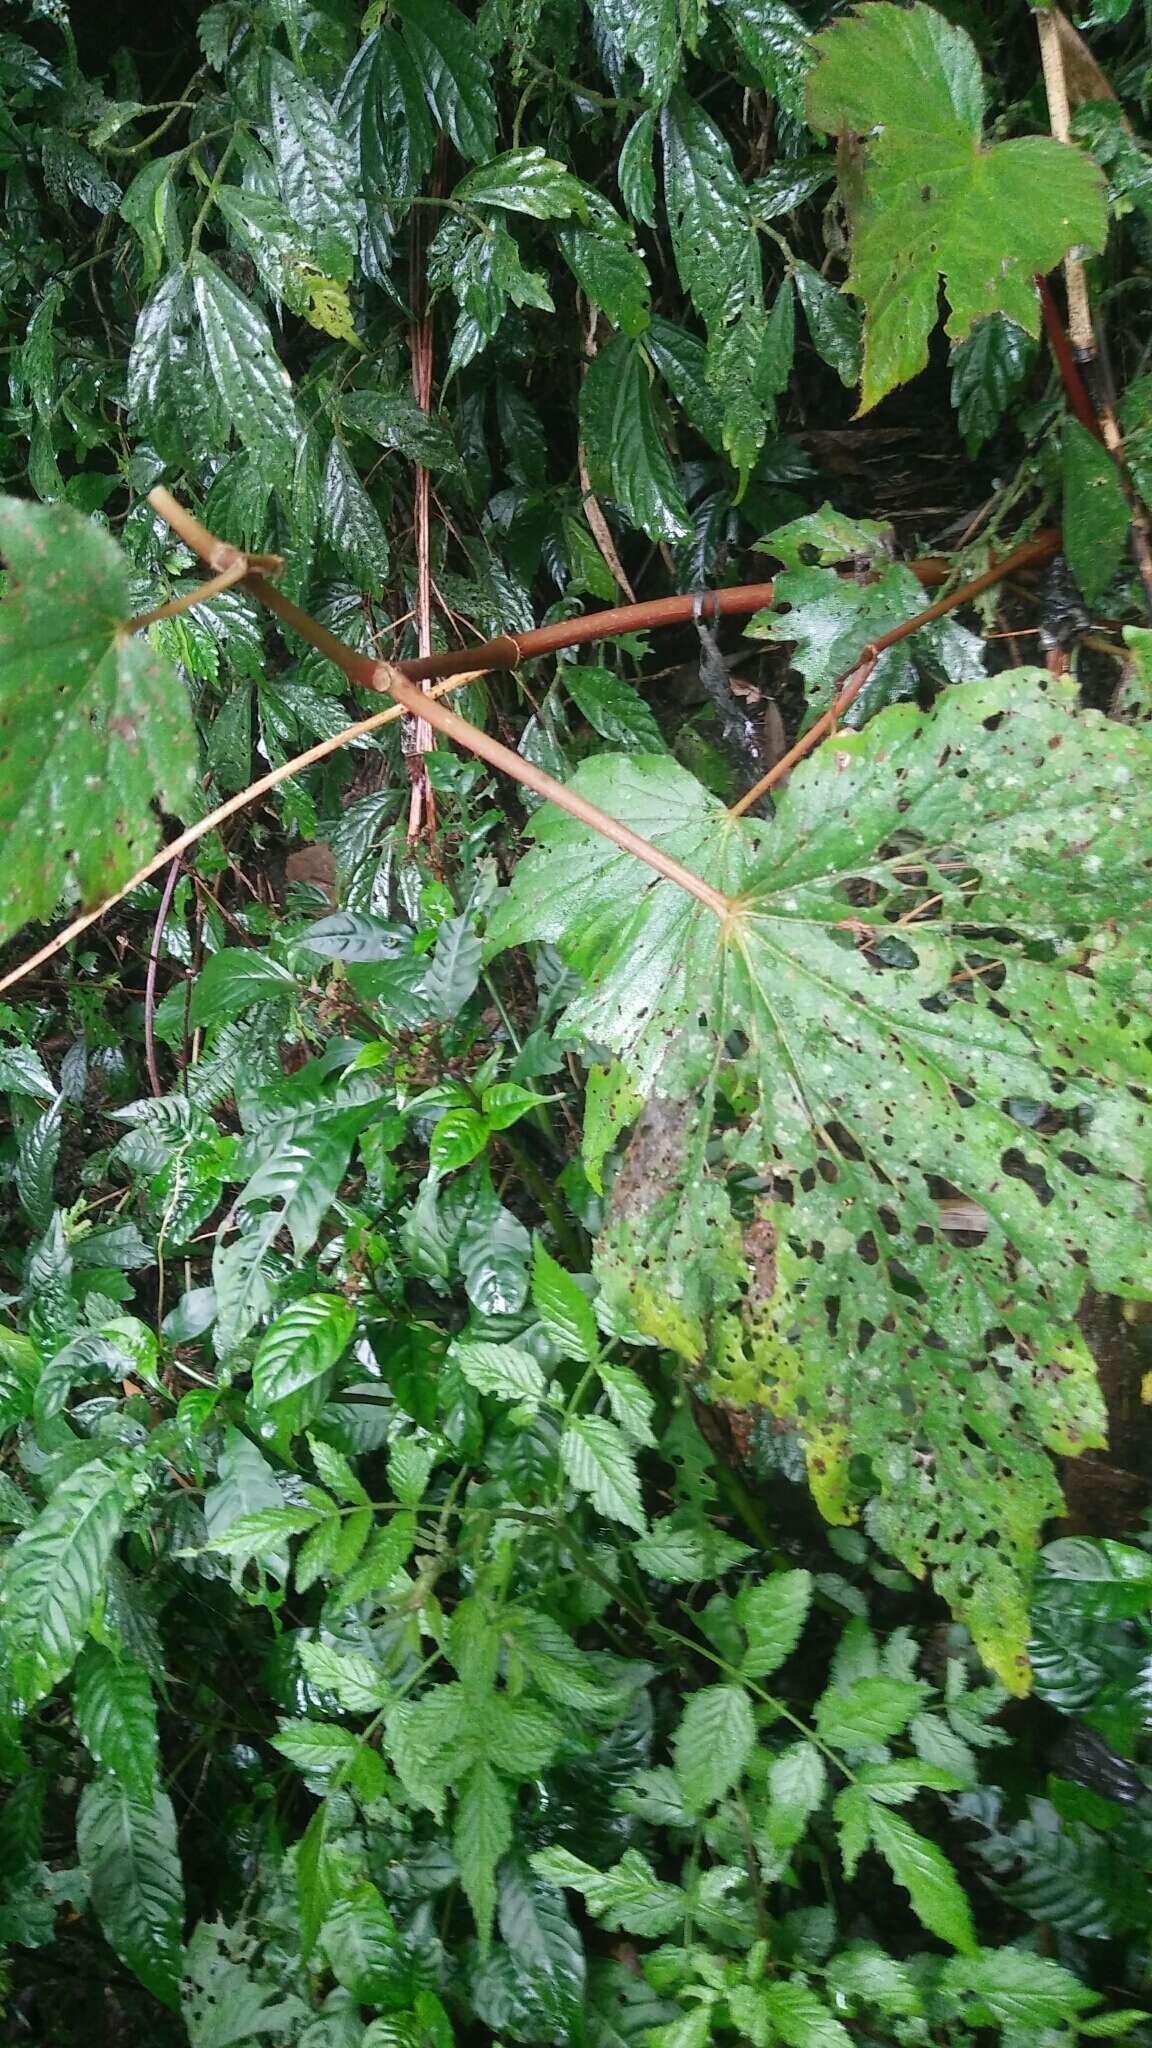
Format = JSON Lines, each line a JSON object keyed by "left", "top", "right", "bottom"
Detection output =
{"left": 581, "top": 339, "right": 691, "bottom": 544}
{"left": 618, "top": 110, "right": 657, "bottom": 225}
{"left": 454, "top": 1756, "right": 512, "bottom": 1949}
{"left": 764, "top": 1983, "right": 852, "bottom": 2048}
{"left": 451, "top": 1339, "right": 547, "bottom": 1403}
{"left": 660, "top": 89, "right": 766, "bottom": 458}
{"left": 942, "top": 1947, "right": 1101, "bottom": 2031}
{"left": 1064, "top": 420, "right": 1130, "bottom": 605}
{"left": 562, "top": 666, "right": 665, "bottom": 753}
{"left": 344, "top": 25, "right": 434, "bottom": 213}
{"left": 868, "top": 1805, "right": 976, "bottom": 1953}
{"left": 815, "top": 1675, "right": 927, "bottom": 1751}
{"left": 950, "top": 315, "right": 1036, "bottom": 452}
{"left": 430, "top": 1107, "right": 489, "bottom": 1173}
{"left": 560, "top": 1416, "right": 646, "bottom": 1532}
{"left": 737, "top": 1570, "right": 814, "bottom": 1678}
{"left": 595, "top": 1362, "right": 656, "bottom": 1446}
{"left": 758, "top": 1742, "right": 827, "bottom": 1875}
{"left": 558, "top": 227, "right": 651, "bottom": 336}
{"left": 723, "top": 0, "right": 812, "bottom": 123}
{"left": 590, "top": 0, "right": 682, "bottom": 103}
{"left": 531, "top": 1847, "right": 686, "bottom": 1936}
{"left": 423, "top": 914, "right": 483, "bottom": 1018}
{"left": 77, "top": 1778, "right": 185, "bottom": 2009}
{"left": 322, "top": 439, "right": 390, "bottom": 589}
{"left": 3, "top": 1459, "right": 127, "bottom": 1707}
{"left": 73, "top": 1642, "right": 158, "bottom": 1804}
{"left": 297, "top": 1801, "right": 348, "bottom": 1962}
{"left": 672, "top": 1683, "right": 755, "bottom": 1810}
{"left": 633, "top": 1517, "right": 753, "bottom": 1581}
{"left": 794, "top": 261, "right": 862, "bottom": 386}
{"left": 192, "top": 256, "right": 298, "bottom": 486}
{"left": 826, "top": 1945, "right": 921, "bottom": 2018}
{"left": 806, "top": 1, "right": 1108, "bottom": 409}
{"left": 486, "top": 677, "right": 1152, "bottom": 1683}
{"left": 392, "top": 0, "right": 497, "bottom": 162}
{"left": 496, "top": 1856, "right": 587, "bottom": 2037}
{"left": 0, "top": 498, "right": 198, "bottom": 945}
{"left": 236, "top": 1108, "right": 363, "bottom": 1258}
{"left": 267, "top": 52, "right": 359, "bottom": 277}
{"left": 272, "top": 1718, "right": 360, "bottom": 1775}
{"left": 454, "top": 147, "right": 584, "bottom": 218}
{"left": 531, "top": 1241, "right": 599, "bottom": 1362}
{"left": 299, "top": 1641, "right": 389, "bottom": 1713}
{"left": 188, "top": 949, "right": 298, "bottom": 1029}
{"left": 321, "top": 1882, "right": 410, "bottom": 2007}
{"left": 250, "top": 1295, "right": 356, "bottom": 1439}
{"left": 1038, "top": 1535, "right": 1152, "bottom": 1618}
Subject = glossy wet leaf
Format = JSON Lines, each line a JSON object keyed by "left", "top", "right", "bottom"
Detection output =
{"left": 488, "top": 672, "right": 1152, "bottom": 1683}
{"left": 2, "top": 1458, "right": 128, "bottom": 1706}
{"left": 77, "top": 1777, "right": 185, "bottom": 2007}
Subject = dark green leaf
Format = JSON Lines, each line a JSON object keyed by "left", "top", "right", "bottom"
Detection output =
{"left": 3, "top": 1459, "right": 127, "bottom": 1707}
{"left": 77, "top": 1778, "right": 185, "bottom": 2008}
{"left": 1064, "top": 419, "right": 1130, "bottom": 605}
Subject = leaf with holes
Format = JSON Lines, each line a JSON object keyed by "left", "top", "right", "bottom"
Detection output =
{"left": 806, "top": 2, "right": 1107, "bottom": 410}
{"left": 0, "top": 498, "right": 198, "bottom": 947}
{"left": 487, "top": 672, "right": 1152, "bottom": 1686}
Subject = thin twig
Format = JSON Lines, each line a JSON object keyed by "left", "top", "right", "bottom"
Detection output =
{"left": 0, "top": 677, "right": 480, "bottom": 999}
{"left": 151, "top": 490, "right": 731, "bottom": 919}
{"left": 729, "top": 529, "right": 1061, "bottom": 815}
{"left": 125, "top": 556, "right": 250, "bottom": 634}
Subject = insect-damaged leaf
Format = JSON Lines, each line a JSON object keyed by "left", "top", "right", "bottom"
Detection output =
{"left": 0, "top": 497, "right": 198, "bottom": 946}
{"left": 488, "top": 673, "right": 1152, "bottom": 1686}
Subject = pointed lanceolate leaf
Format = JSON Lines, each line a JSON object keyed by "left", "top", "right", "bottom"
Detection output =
{"left": 73, "top": 1642, "right": 159, "bottom": 1804}
{"left": 77, "top": 1777, "right": 185, "bottom": 2008}
{"left": 673, "top": 1683, "right": 756, "bottom": 1811}
{"left": 581, "top": 338, "right": 690, "bottom": 545}
{"left": 250, "top": 1294, "right": 356, "bottom": 1437}
{"left": 192, "top": 256, "right": 298, "bottom": 486}
{"left": 267, "top": 51, "right": 360, "bottom": 277}
{"left": 0, "top": 499, "right": 198, "bottom": 946}
{"left": 2, "top": 1458, "right": 128, "bottom": 1707}
{"left": 487, "top": 673, "right": 1152, "bottom": 1684}
{"left": 560, "top": 1416, "right": 646, "bottom": 1532}
{"left": 454, "top": 1757, "right": 512, "bottom": 1950}
{"left": 867, "top": 1805, "right": 976, "bottom": 1953}
{"left": 806, "top": 2, "right": 1108, "bottom": 409}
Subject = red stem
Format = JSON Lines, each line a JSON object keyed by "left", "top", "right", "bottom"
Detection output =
{"left": 1036, "top": 274, "right": 1104, "bottom": 441}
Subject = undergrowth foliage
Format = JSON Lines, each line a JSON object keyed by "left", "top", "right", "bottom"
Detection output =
{"left": 0, "top": 0, "right": 1151, "bottom": 2040}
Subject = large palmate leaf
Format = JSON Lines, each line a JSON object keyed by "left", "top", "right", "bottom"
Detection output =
{"left": 488, "top": 673, "right": 1152, "bottom": 1684}
{"left": 0, "top": 498, "right": 198, "bottom": 945}
{"left": 806, "top": 3, "right": 1107, "bottom": 410}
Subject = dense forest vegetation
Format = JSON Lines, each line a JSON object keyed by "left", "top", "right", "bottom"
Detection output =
{"left": 0, "top": 0, "right": 1151, "bottom": 2040}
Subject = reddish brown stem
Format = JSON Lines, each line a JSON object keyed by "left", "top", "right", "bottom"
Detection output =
{"left": 730, "top": 528, "right": 1061, "bottom": 815}
{"left": 1036, "top": 273, "right": 1104, "bottom": 441}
